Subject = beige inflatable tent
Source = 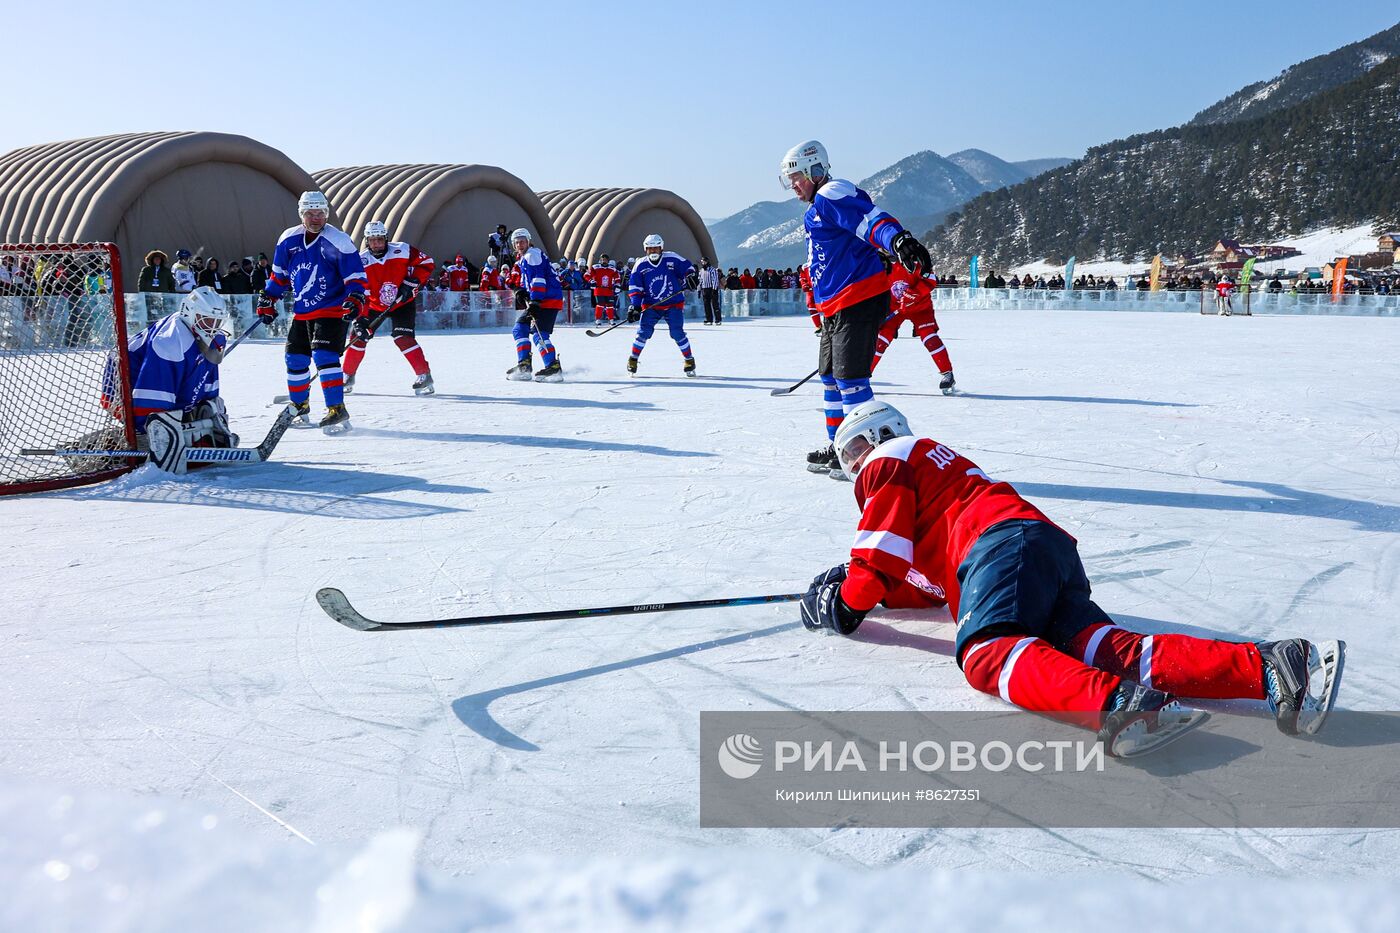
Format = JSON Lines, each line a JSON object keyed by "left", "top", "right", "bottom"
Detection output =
{"left": 313, "top": 164, "right": 559, "bottom": 267}
{"left": 540, "top": 188, "right": 717, "bottom": 266}
{"left": 0, "top": 131, "right": 319, "bottom": 274}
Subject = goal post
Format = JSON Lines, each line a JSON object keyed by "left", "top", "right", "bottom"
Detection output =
{"left": 0, "top": 243, "right": 138, "bottom": 495}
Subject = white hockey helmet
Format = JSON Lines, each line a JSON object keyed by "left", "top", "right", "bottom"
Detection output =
{"left": 643, "top": 234, "right": 664, "bottom": 265}
{"left": 485, "top": 254, "right": 498, "bottom": 268}
{"left": 364, "top": 220, "right": 388, "bottom": 239}
{"left": 833, "top": 399, "right": 911, "bottom": 479}
{"left": 607, "top": 260, "right": 617, "bottom": 269}
{"left": 511, "top": 227, "right": 532, "bottom": 250}
{"left": 779, "top": 139, "right": 830, "bottom": 190}
{"left": 178, "top": 286, "right": 230, "bottom": 348}
{"left": 297, "top": 190, "right": 330, "bottom": 215}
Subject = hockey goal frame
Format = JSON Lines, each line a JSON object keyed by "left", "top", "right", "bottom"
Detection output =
{"left": 0, "top": 242, "right": 136, "bottom": 496}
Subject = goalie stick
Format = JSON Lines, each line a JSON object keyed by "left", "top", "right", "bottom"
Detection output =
{"left": 316, "top": 586, "right": 804, "bottom": 632}
{"left": 771, "top": 367, "right": 819, "bottom": 396}
{"left": 21, "top": 404, "right": 298, "bottom": 465}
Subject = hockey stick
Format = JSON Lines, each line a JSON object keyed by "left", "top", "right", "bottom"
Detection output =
{"left": 223, "top": 317, "right": 263, "bottom": 355}
{"left": 21, "top": 404, "right": 297, "bottom": 465}
{"left": 585, "top": 318, "right": 629, "bottom": 338}
{"left": 343, "top": 307, "right": 395, "bottom": 352}
{"left": 316, "top": 586, "right": 804, "bottom": 632}
{"left": 770, "top": 367, "right": 820, "bottom": 396}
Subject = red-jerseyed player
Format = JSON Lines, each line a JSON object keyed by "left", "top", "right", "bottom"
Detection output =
{"left": 801, "top": 399, "right": 1345, "bottom": 756}
{"left": 871, "top": 264, "right": 956, "bottom": 395}
{"left": 585, "top": 257, "right": 622, "bottom": 323}
{"left": 344, "top": 221, "right": 435, "bottom": 396}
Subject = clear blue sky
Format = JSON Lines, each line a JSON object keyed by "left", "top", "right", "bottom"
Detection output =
{"left": 7, "top": 1, "right": 1396, "bottom": 220}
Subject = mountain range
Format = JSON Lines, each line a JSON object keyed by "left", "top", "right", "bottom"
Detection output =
{"left": 926, "top": 21, "right": 1400, "bottom": 270}
{"left": 707, "top": 150, "right": 1071, "bottom": 270}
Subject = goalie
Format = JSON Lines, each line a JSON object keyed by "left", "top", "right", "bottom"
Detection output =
{"left": 103, "top": 286, "right": 238, "bottom": 473}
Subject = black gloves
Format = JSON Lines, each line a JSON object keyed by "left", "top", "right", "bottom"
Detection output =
{"left": 800, "top": 565, "right": 865, "bottom": 636}
{"left": 627, "top": 307, "right": 641, "bottom": 323}
{"left": 891, "top": 231, "right": 932, "bottom": 275}
{"left": 255, "top": 293, "right": 278, "bottom": 322}
{"left": 395, "top": 281, "right": 419, "bottom": 307}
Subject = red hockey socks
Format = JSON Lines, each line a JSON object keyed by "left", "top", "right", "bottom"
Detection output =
{"left": 961, "top": 635, "right": 1120, "bottom": 729}
{"left": 1066, "top": 623, "right": 1264, "bottom": 700}
{"left": 394, "top": 335, "right": 430, "bottom": 376}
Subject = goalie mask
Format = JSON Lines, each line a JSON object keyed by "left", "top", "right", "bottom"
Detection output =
{"left": 833, "top": 399, "right": 912, "bottom": 479}
{"left": 178, "top": 286, "right": 231, "bottom": 364}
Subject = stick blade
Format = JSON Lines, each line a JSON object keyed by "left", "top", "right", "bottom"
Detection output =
{"left": 770, "top": 386, "right": 795, "bottom": 396}
{"left": 316, "top": 587, "right": 383, "bottom": 631}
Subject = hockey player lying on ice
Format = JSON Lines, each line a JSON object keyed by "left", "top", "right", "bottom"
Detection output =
{"left": 799, "top": 399, "right": 1345, "bottom": 757}
{"left": 102, "top": 286, "right": 238, "bottom": 474}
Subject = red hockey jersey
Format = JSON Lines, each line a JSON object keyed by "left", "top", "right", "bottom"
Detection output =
{"left": 446, "top": 261, "right": 471, "bottom": 292}
{"left": 840, "top": 436, "right": 1062, "bottom": 616}
{"left": 887, "top": 265, "right": 938, "bottom": 316}
{"left": 478, "top": 268, "right": 503, "bottom": 290}
{"left": 359, "top": 242, "right": 434, "bottom": 313}
{"left": 584, "top": 265, "right": 620, "bottom": 297}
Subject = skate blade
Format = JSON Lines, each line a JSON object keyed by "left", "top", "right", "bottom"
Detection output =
{"left": 506, "top": 372, "right": 533, "bottom": 382}
{"left": 1110, "top": 706, "right": 1211, "bottom": 758}
{"left": 534, "top": 374, "right": 564, "bottom": 383}
{"left": 685, "top": 371, "right": 697, "bottom": 378}
{"left": 941, "top": 387, "right": 958, "bottom": 396}
{"left": 414, "top": 386, "right": 435, "bottom": 396}
{"left": 828, "top": 470, "right": 852, "bottom": 482}
{"left": 321, "top": 421, "right": 352, "bottom": 436}
{"left": 806, "top": 464, "right": 831, "bottom": 474}
{"left": 1298, "top": 640, "right": 1346, "bottom": 736}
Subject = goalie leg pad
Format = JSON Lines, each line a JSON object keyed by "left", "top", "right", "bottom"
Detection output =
{"left": 147, "top": 411, "right": 191, "bottom": 475}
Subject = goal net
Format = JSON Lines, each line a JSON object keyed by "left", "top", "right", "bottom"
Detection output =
{"left": 0, "top": 243, "right": 137, "bottom": 495}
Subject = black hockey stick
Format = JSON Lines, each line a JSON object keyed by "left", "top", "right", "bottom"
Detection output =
{"left": 585, "top": 318, "right": 629, "bottom": 338}
{"left": 770, "top": 367, "right": 820, "bottom": 396}
{"left": 22, "top": 404, "right": 297, "bottom": 465}
{"left": 223, "top": 317, "right": 263, "bottom": 355}
{"left": 316, "top": 586, "right": 804, "bottom": 632}
{"left": 343, "top": 307, "right": 395, "bottom": 352}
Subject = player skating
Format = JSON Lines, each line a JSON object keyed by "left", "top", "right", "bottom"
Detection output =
{"left": 780, "top": 139, "right": 931, "bottom": 481}
{"left": 625, "top": 235, "right": 696, "bottom": 377}
{"left": 344, "top": 221, "right": 435, "bottom": 396}
{"left": 505, "top": 228, "right": 564, "bottom": 383}
{"left": 100, "top": 286, "right": 238, "bottom": 473}
{"left": 870, "top": 260, "right": 956, "bottom": 394}
{"left": 800, "top": 400, "right": 1345, "bottom": 756}
{"left": 255, "top": 191, "right": 367, "bottom": 434}
{"left": 1216, "top": 277, "right": 1235, "bottom": 316}
{"left": 585, "top": 255, "right": 621, "bottom": 324}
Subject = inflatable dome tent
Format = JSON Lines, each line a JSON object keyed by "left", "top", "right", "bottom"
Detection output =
{"left": 540, "top": 188, "right": 716, "bottom": 266}
{"left": 0, "top": 131, "right": 319, "bottom": 273}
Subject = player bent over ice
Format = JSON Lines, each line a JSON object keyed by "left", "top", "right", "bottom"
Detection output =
{"left": 870, "top": 262, "right": 956, "bottom": 395}
{"left": 344, "top": 221, "right": 435, "bottom": 396}
{"left": 505, "top": 228, "right": 564, "bottom": 383}
{"left": 255, "top": 190, "right": 367, "bottom": 434}
{"left": 103, "top": 286, "right": 238, "bottom": 474}
{"left": 801, "top": 400, "right": 1345, "bottom": 757}
{"left": 625, "top": 234, "right": 696, "bottom": 377}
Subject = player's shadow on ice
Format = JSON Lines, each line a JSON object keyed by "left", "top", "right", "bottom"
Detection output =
{"left": 1017, "top": 478, "right": 1400, "bottom": 533}
{"left": 452, "top": 621, "right": 799, "bottom": 751}
{"left": 878, "top": 390, "right": 1194, "bottom": 408}
{"left": 53, "top": 462, "right": 480, "bottom": 519}
{"left": 352, "top": 427, "right": 715, "bottom": 459}
{"left": 356, "top": 391, "right": 659, "bottom": 412}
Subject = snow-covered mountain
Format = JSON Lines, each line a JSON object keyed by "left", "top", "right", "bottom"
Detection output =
{"left": 1189, "top": 21, "right": 1400, "bottom": 125}
{"left": 709, "top": 148, "right": 1070, "bottom": 271}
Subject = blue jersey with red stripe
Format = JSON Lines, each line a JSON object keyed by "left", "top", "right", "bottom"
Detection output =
{"left": 263, "top": 223, "right": 367, "bottom": 320}
{"left": 106, "top": 313, "right": 223, "bottom": 432}
{"left": 805, "top": 179, "right": 905, "bottom": 315}
{"left": 516, "top": 247, "right": 563, "bottom": 309}
{"left": 628, "top": 252, "right": 694, "bottom": 311}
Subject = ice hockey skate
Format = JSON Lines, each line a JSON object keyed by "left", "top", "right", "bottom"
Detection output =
{"left": 506, "top": 358, "right": 533, "bottom": 381}
{"left": 1097, "top": 682, "right": 1210, "bottom": 758}
{"left": 626, "top": 357, "right": 639, "bottom": 376}
{"left": 413, "top": 372, "right": 435, "bottom": 396}
{"left": 1259, "top": 638, "right": 1346, "bottom": 736}
{"left": 683, "top": 358, "right": 696, "bottom": 378}
{"left": 288, "top": 399, "right": 313, "bottom": 427}
{"left": 939, "top": 371, "right": 957, "bottom": 395}
{"left": 319, "top": 404, "right": 351, "bottom": 435}
{"left": 343, "top": 373, "right": 356, "bottom": 395}
{"left": 806, "top": 444, "right": 835, "bottom": 474}
{"left": 534, "top": 361, "right": 563, "bottom": 383}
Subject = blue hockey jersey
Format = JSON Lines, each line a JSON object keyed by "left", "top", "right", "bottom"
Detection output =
{"left": 628, "top": 252, "right": 694, "bottom": 311}
{"left": 106, "top": 313, "right": 223, "bottom": 432}
{"left": 516, "top": 247, "right": 563, "bottom": 310}
{"left": 264, "top": 224, "right": 367, "bottom": 320}
{"left": 804, "top": 179, "right": 905, "bottom": 315}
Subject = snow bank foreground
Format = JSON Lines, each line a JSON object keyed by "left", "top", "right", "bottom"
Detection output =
{"left": 3, "top": 782, "right": 1397, "bottom": 933}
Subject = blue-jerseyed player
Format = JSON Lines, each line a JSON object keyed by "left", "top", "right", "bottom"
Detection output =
{"left": 625, "top": 234, "right": 696, "bottom": 377}
{"left": 779, "top": 139, "right": 931, "bottom": 480}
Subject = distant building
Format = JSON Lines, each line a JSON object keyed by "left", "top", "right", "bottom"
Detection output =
{"left": 1207, "top": 238, "right": 1299, "bottom": 269}
{"left": 1378, "top": 233, "right": 1399, "bottom": 252}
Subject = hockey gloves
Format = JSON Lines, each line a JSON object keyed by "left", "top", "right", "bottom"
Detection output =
{"left": 395, "top": 281, "right": 419, "bottom": 307}
{"left": 255, "top": 293, "right": 279, "bottom": 322}
{"left": 627, "top": 307, "right": 642, "bottom": 323}
{"left": 340, "top": 292, "right": 366, "bottom": 322}
{"left": 800, "top": 575, "right": 866, "bottom": 636}
{"left": 352, "top": 317, "right": 374, "bottom": 344}
{"left": 810, "top": 563, "right": 848, "bottom": 589}
{"left": 892, "top": 231, "right": 932, "bottom": 275}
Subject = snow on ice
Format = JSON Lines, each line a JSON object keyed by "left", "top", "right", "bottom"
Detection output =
{"left": 3, "top": 310, "right": 1400, "bottom": 930}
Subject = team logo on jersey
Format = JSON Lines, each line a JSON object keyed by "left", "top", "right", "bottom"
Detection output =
{"left": 648, "top": 277, "right": 675, "bottom": 303}
{"left": 905, "top": 569, "right": 945, "bottom": 600}
{"left": 293, "top": 261, "right": 326, "bottom": 306}
{"left": 378, "top": 282, "right": 399, "bottom": 306}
